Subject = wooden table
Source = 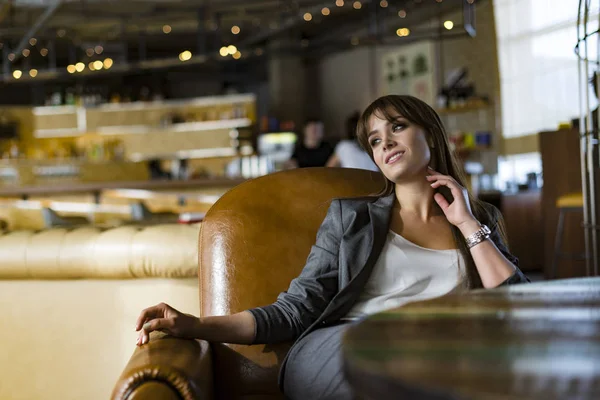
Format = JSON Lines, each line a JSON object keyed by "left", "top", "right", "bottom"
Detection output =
{"left": 343, "top": 278, "right": 600, "bottom": 400}
{"left": 0, "top": 177, "right": 245, "bottom": 203}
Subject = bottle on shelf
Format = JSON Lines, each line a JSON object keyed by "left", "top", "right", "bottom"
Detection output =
{"left": 65, "top": 88, "right": 75, "bottom": 106}
{"left": 50, "top": 88, "right": 62, "bottom": 106}
{"left": 9, "top": 141, "right": 19, "bottom": 159}
{"left": 110, "top": 92, "right": 121, "bottom": 104}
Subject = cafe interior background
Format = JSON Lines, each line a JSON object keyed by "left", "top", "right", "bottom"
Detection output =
{"left": 0, "top": 0, "right": 598, "bottom": 399}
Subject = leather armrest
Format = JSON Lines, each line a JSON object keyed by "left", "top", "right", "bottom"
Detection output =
{"left": 112, "top": 333, "right": 214, "bottom": 400}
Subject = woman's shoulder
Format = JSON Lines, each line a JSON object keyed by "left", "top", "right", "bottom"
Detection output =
{"left": 334, "top": 195, "right": 382, "bottom": 210}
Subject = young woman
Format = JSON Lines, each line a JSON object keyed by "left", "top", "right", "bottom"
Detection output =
{"left": 135, "top": 95, "right": 529, "bottom": 399}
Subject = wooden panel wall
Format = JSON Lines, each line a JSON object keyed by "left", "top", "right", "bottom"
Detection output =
{"left": 539, "top": 128, "right": 586, "bottom": 278}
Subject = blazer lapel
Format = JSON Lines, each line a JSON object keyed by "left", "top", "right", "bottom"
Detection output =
{"left": 358, "top": 193, "right": 395, "bottom": 281}
{"left": 322, "top": 193, "right": 395, "bottom": 322}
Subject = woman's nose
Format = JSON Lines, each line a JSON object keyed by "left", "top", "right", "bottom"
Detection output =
{"left": 383, "top": 137, "right": 396, "bottom": 149}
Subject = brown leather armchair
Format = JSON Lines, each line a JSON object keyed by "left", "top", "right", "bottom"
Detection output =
{"left": 112, "top": 167, "right": 385, "bottom": 400}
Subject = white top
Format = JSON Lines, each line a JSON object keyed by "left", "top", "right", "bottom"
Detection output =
{"left": 345, "top": 230, "right": 466, "bottom": 320}
{"left": 334, "top": 140, "right": 379, "bottom": 171}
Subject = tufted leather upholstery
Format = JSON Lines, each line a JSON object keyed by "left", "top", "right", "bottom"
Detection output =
{"left": 0, "top": 224, "right": 200, "bottom": 279}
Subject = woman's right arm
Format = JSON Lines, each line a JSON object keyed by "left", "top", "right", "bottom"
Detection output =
{"left": 136, "top": 199, "right": 344, "bottom": 346}
{"left": 135, "top": 303, "right": 256, "bottom": 345}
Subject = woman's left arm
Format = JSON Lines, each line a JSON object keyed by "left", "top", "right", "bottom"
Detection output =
{"left": 455, "top": 218, "right": 529, "bottom": 288}
{"left": 427, "top": 168, "right": 530, "bottom": 288}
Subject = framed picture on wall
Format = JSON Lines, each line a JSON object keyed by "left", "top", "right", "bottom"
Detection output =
{"left": 381, "top": 41, "right": 437, "bottom": 106}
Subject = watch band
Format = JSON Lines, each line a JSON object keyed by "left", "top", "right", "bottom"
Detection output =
{"left": 465, "top": 224, "right": 491, "bottom": 249}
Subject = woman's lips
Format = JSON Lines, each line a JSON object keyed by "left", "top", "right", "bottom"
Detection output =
{"left": 386, "top": 151, "right": 405, "bottom": 164}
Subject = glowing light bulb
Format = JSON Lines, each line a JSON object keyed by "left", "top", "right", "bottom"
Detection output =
{"left": 179, "top": 50, "right": 192, "bottom": 61}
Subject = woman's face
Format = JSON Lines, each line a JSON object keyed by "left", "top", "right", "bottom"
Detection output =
{"left": 367, "top": 111, "right": 431, "bottom": 183}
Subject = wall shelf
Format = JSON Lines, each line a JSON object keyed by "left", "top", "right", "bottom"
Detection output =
{"left": 32, "top": 93, "right": 255, "bottom": 115}
{"left": 129, "top": 146, "right": 237, "bottom": 162}
{"left": 96, "top": 118, "right": 252, "bottom": 136}
{"left": 34, "top": 127, "right": 83, "bottom": 138}
{"left": 32, "top": 93, "right": 256, "bottom": 139}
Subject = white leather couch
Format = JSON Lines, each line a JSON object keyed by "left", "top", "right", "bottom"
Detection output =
{"left": 0, "top": 223, "right": 201, "bottom": 400}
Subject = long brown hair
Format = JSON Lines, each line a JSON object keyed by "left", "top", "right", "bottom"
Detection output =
{"left": 356, "top": 95, "right": 506, "bottom": 289}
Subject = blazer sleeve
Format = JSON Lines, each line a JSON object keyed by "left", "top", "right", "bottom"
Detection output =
{"left": 247, "top": 199, "right": 343, "bottom": 344}
{"left": 487, "top": 209, "right": 530, "bottom": 287}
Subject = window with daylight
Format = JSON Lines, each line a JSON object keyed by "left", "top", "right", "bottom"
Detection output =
{"left": 494, "top": 0, "right": 597, "bottom": 139}
{"left": 493, "top": 0, "right": 597, "bottom": 189}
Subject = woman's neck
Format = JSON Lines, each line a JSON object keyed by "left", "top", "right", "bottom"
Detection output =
{"left": 393, "top": 178, "right": 441, "bottom": 221}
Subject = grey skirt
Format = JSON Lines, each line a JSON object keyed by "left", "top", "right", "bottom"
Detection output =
{"left": 282, "top": 322, "right": 355, "bottom": 400}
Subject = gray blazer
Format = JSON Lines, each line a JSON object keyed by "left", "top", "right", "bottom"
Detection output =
{"left": 248, "top": 193, "right": 528, "bottom": 380}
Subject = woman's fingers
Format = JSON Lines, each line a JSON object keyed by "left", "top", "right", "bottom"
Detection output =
{"left": 136, "top": 318, "right": 174, "bottom": 345}
{"left": 428, "top": 176, "right": 464, "bottom": 198}
{"left": 143, "top": 318, "right": 173, "bottom": 333}
{"left": 426, "top": 174, "right": 457, "bottom": 185}
{"left": 434, "top": 193, "right": 450, "bottom": 210}
{"left": 135, "top": 303, "right": 168, "bottom": 331}
{"left": 135, "top": 303, "right": 182, "bottom": 345}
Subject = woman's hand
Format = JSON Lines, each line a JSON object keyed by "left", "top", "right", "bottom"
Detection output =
{"left": 426, "top": 168, "right": 478, "bottom": 231}
{"left": 135, "top": 303, "right": 200, "bottom": 345}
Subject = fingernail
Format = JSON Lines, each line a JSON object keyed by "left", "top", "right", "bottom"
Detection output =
{"left": 143, "top": 322, "right": 151, "bottom": 331}
{"left": 428, "top": 166, "right": 433, "bottom": 170}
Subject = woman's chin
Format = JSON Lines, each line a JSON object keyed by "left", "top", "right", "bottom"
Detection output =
{"left": 382, "top": 169, "right": 407, "bottom": 183}
{"left": 383, "top": 167, "right": 425, "bottom": 184}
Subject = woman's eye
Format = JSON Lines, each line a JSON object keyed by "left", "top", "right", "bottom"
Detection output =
{"left": 370, "top": 138, "right": 381, "bottom": 147}
{"left": 392, "top": 123, "right": 405, "bottom": 132}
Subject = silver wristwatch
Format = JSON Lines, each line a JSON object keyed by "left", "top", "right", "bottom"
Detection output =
{"left": 465, "top": 224, "right": 491, "bottom": 249}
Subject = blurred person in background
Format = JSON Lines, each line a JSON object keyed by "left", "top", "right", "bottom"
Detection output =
{"left": 327, "top": 111, "right": 379, "bottom": 171}
{"left": 285, "top": 118, "right": 333, "bottom": 169}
